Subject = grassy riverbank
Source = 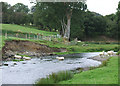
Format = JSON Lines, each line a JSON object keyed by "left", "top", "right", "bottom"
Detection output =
{"left": 1, "top": 24, "right": 119, "bottom": 54}
{"left": 59, "top": 56, "right": 118, "bottom": 84}
{"left": 1, "top": 35, "right": 119, "bottom": 54}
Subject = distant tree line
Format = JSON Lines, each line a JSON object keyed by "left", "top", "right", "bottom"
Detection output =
{"left": 1, "top": 2, "right": 33, "bottom": 25}
{"left": 1, "top": 1, "right": 119, "bottom": 40}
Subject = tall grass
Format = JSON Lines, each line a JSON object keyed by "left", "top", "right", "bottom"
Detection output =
{"left": 36, "top": 71, "right": 73, "bottom": 85}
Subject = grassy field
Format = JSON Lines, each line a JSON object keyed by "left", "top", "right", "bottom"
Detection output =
{"left": 1, "top": 24, "right": 119, "bottom": 54}
{"left": 59, "top": 56, "right": 118, "bottom": 84}
{"left": 1, "top": 24, "right": 58, "bottom": 36}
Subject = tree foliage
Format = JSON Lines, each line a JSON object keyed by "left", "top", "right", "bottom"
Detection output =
{"left": 1, "top": 1, "right": 119, "bottom": 40}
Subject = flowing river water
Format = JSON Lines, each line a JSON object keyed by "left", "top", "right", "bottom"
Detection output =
{"left": 0, "top": 52, "right": 101, "bottom": 84}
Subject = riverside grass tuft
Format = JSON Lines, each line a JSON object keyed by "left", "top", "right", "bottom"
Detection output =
{"left": 36, "top": 71, "right": 73, "bottom": 85}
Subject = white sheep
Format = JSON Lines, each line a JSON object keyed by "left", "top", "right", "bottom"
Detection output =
{"left": 99, "top": 51, "right": 105, "bottom": 57}
{"left": 14, "top": 55, "right": 22, "bottom": 59}
{"left": 23, "top": 56, "right": 31, "bottom": 60}
{"left": 56, "top": 57, "right": 64, "bottom": 60}
{"left": 107, "top": 50, "right": 114, "bottom": 56}
{"left": 77, "top": 40, "right": 81, "bottom": 42}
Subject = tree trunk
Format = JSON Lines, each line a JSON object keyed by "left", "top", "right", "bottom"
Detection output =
{"left": 67, "top": 16, "right": 71, "bottom": 40}
{"left": 64, "top": 14, "right": 71, "bottom": 40}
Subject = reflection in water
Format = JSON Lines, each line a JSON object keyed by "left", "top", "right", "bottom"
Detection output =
{"left": 2, "top": 52, "right": 101, "bottom": 84}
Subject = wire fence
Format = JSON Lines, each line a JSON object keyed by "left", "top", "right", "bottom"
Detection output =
{"left": 2, "top": 31, "right": 61, "bottom": 41}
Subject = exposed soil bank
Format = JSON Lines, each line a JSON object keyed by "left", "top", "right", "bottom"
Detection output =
{"left": 2, "top": 40, "right": 67, "bottom": 61}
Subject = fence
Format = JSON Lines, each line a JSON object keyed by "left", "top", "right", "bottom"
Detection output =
{"left": 2, "top": 31, "right": 61, "bottom": 41}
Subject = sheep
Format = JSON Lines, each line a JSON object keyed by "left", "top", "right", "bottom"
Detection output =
{"left": 77, "top": 40, "right": 81, "bottom": 42}
{"left": 99, "top": 51, "right": 105, "bottom": 57}
{"left": 56, "top": 57, "right": 64, "bottom": 60}
{"left": 23, "top": 56, "right": 31, "bottom": 60}
{"left": 14, "top": 55, "right": 22, "bottom": 59}
{"left": 107, "top": 50, "right": 114, "bottom": 56}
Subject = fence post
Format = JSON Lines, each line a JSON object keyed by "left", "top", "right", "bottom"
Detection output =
{"left": 34, "top": 35, "right": 35, "bottom": 40}
{"left": 29, "top": 32, "right": 30, "bottom": 39}
{"left": 26, "top": 34, "right": 27, "bottom": 39}
{"left": 16, "top": 33, "right": 18, "bottom": 38}
{"left": 5, "top": 32, "right": 7, "bottom": 38}
{"left": 37, "top": 33, "right": 38, "bottom": 40}
{"left": 50, "top": 36, "right": 51, "bottom": 41}
{"left": 42, "top": 33, "right": 43, "bottom": 40}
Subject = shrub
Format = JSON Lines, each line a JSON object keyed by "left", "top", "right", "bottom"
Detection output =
{"left": 116, "top": 50, "right": 120, "bottom": 55}
{"left": 113, "top": 47, "right": 119, "bottom": 52}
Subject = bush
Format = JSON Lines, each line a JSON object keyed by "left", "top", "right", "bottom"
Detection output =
{"left": 116, "top": 50, "right": 120, "bottom": 55}
{"left": 36, "top": 71, "right": 73, "bottom": 85}
{"left": 113, "top": 47, "right": 119, "bottom": 52}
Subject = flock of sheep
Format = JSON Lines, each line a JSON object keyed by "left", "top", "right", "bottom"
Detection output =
{"left": 14, "top": 55, "right": 65, "bottom": 61}
{"left": 99, "top": 50, "right": 115, "bottom": 57}
{"left": 14, "top": 50, "right": 115, "bottom": 61}
{"left": 14, "top": 55, "right": 31, "bottom": 60}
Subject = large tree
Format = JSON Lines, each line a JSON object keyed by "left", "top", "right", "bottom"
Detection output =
{"left": 33, "top": 1, "right": 87, "bottom": 40}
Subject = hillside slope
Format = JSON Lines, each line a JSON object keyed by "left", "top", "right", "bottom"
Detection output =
{"left": 1, "top": 24, "right": 58, "bottom": 36}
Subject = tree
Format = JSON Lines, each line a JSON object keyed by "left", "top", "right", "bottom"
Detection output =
{"left": 83, "top": 11, "right": 107, "bottom": 38}
{"left": 12, "top": 3, "right": 30, "bottom": 25}
{"left": 33, "top": 1, "right": 87, "bottom": 40}
{"left": 12, "top": 3, "right": 29, "bottom": 13}
{"left": 1, "top": 2, "right": 11, "bottom": 23}
{"left": 117, "top": 1, "right": 120, "bottom": 39}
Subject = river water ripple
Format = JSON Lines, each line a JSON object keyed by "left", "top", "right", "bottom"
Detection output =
{"left": 1, "top": 52, "right": 101, "bottom": 84}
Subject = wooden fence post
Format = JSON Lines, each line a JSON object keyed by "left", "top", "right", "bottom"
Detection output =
{"left": 26, "top": 34, "right": 27, "bottom": 39}
{"left": 29, "top": 32, "right": 30, "bottom": 39}
{"left": 34, "top": 35, "right": 35, "bottom": 40}
{"left": 37, "top": 33, "right": 38, "bottom": 40}
{"left": 16, "top": 33, "right": 18, "bottom": 38}
{"left": 5, "top": 32, "right": 7, "bottom": 38}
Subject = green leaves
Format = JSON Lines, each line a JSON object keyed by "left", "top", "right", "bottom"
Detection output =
{"left": 12, "top": 3, "right": 29, "bottom": 13}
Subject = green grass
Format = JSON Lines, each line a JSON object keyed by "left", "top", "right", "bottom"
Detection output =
{"left": 1, "top": 24, "right": 58, "bottom": 36}
{"left": 36, "top": 71, "right": 73, "bottom": 84}
{"left": 59, "top": 56, "right": 118, "bottom": 84}
{"left": 1, "top": 24, "right": 119, "bottom": 55}
{"left": 13, "top": 59, "right": 24, "bottom": 62}
{"left": 1, "top": 35, "right": 119, "bottom": 55}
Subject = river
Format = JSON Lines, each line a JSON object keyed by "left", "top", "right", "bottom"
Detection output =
{"left": 1, "top": 52, "right": 101, "bottom": 84}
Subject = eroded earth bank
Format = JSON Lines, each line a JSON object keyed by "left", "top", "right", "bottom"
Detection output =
{"left": 2, "top": 40, "right": 67, "bottom": 61}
